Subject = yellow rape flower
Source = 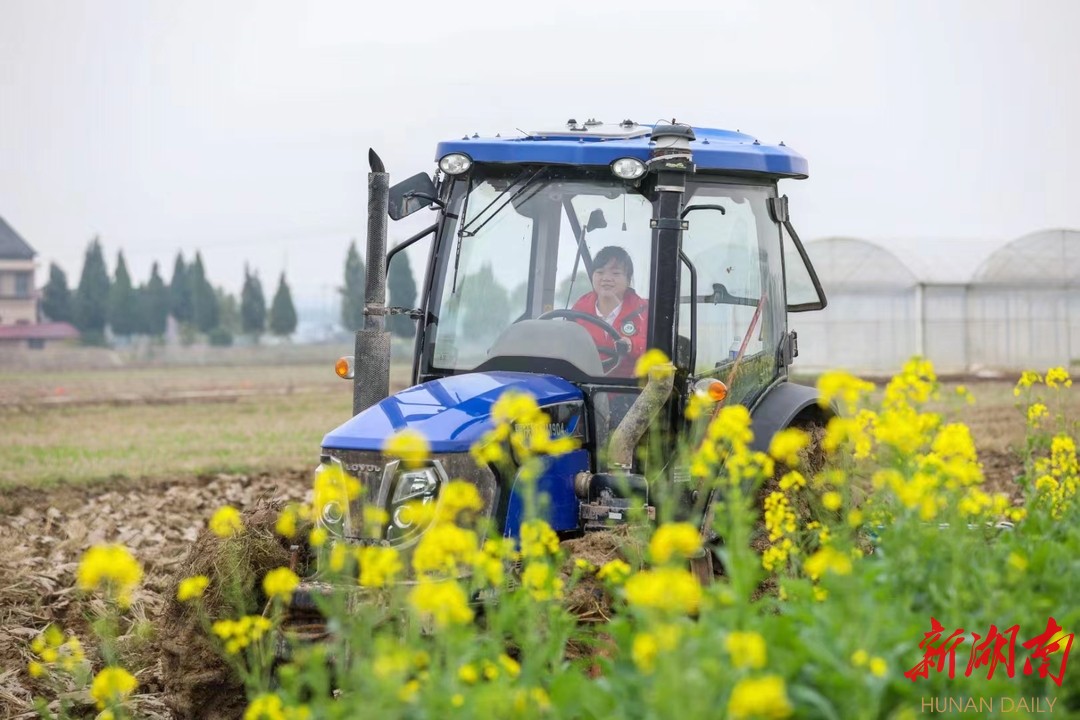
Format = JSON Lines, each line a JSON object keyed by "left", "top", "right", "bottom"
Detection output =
{"left": 851, "top": 649, "right": 869, "bottom": 667}
{"left": 76, "top": 544, "right": 142, "bottom": 608}
{"left": 778, "top": 471, "right": 806, "bottom": 492}
{"left": 725, "top": 631, "right": 767, "bottom": 670}
{"left": 632, "top": 624, "right": 680, "bottom": 674}
{"left": 409, "top": 578, "right": 474, "bottom": 628}
{"left": 275, "top": 504, "right": 300, "bottom": 539}
{"left": 521, "top": 562, "right": 565, "bottom": 601}
{"left": 1027, "top": 403, "right": 1049, "bottom": 428}
{"left": 769, "top": 427, "right": 809, "bottom": 467}
{"left": 955, "top": 385, "right": 975, "bottom": 405}
{"left": 803, "top": 546, "right": 853, "bottom": 580}
{"left": 821, "top": 491, "right": 843, "bottom": 511}
{"left": 309, "top": 526, "right": 328, "bottom": 548}
{"left": 383, "top": 428, "right": 431, "bottom": 469}
{"left": 458, "top": 663, "right": 480, "bottom": 684}
{"left": 624, "top": 567, "right": 701, "bottom": 614}
{"left": 244, "top": 693, "right": 286, "bottom": 720}
{"left": 210, "top": 506, "right": 244, "bottom": 537}
{"left": 491, "top": 390, "right": 542, "bottom": 425}
{"left": 727, "top": 675, "right": 793, "bottom": 719}
{"left": 358, "top": 546, "right": 403, "bottom": 588}
{"left": 439, "top": 481, "right": 484, "bottom": 519}
{"left": 90, "top": 666, "right": 137, "bottom": 710}
{"left": 649, "top": 523, "right": 702, "bottom": 565}
{"left": 263, "top": 567, "right": 300, "bottom": 600}
{"left": 27, "top": 661, "right": 45, "bottom": 678}
{"left": 520, "top": 519, "right": 560, "bottom": 559}
{"left": 869, "top": 657, "right": 888, "bottom": 677}
{"left": 597, "top": 558, "right": 632, "bottom": 585}
{"left": 212, "top": 615, "right": 273, "bottom": 654}
{"left": 635, "top": 348, "right": 674, "bottom": 379}
{"left": 412, "top": 523, "right": 478, "bottom": 575}
{"left": 817, "top": 370, "right": 874, "bottom": 413}
{"left": 707, "top": 405, "right": 753, "bottom": 448}
{"left": 1014, "top": 370, "right": 1042, "bottom": 396}
{"left": 1045, "top": 366, "right": 1072, "bottom": 389}
{"left": 177, "top": 575, "right": 210, "bottom": 602}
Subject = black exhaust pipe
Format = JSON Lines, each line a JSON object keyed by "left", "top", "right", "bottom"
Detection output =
{"left": 353, "top": 149, "right": 392, "bottom": 416}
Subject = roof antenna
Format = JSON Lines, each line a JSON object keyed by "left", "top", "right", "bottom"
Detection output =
{"left": 621, "top": 193, "right": 627, "bottom": 231}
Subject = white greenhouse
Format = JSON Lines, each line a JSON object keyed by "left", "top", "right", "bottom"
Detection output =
{"left": 791, "top": 229, "right": 1080, "bottom": 375}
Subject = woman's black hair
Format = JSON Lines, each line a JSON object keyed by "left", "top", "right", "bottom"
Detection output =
{"left": 592, "top": 246, "right": 634, "bottom": 285}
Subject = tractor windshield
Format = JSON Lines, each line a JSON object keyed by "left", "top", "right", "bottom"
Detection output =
{"left": 427, "top": 166, "right": 656, "bottom": 380}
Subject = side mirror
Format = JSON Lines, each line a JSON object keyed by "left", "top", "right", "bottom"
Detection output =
{"left": 586, "top": 208, "right": 608, "bottom": 232}
{"left": 389, "top": 173, "right": 438, "bottom": 220}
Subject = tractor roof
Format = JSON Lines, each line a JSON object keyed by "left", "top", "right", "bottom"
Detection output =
{"left": 435, "top": 120, "right": 808, "bottom": 179}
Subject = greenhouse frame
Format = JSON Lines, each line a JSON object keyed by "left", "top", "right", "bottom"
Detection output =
{"left": 792, "top": 229, "right": 1080, "bottom": 376}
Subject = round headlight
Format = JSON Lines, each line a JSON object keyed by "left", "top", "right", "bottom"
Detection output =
{"left": 321, "top": 501, "right": 344, "bottom": 525}
{"left": 439, "top": 153, "right": 473, "bottom": 175}
{"left": 611, "top": 157, "right": 646, "bottom": 180}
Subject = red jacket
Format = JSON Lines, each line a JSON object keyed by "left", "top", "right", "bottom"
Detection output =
{"left": 570, "top": 288, "right": 650, "bottom": 377}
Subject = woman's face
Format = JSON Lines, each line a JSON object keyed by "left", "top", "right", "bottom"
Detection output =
{"left": 592, "top": 258, "right": 630, "bottom": 302}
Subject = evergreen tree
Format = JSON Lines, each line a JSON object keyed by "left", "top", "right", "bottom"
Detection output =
{"left": 169, "top": 253, "right": 193, "bottom": 324}
{"left": 387, "top": 250, "right": 418, "bottom": 338}
{"left": 339, "top": 240, "right": 366, "bottom": 332}
{"left": 189, "top": 252, "right": 219, "bottom": 333}
{"left": 142, "top": 262, "right": 170, "bottom": 337}
{"left": 240, "top": 266, "right": 267, "bottom": 339}
{"left": 73, "top": 237, "right": 111, "bottom": 343}
{"left": 108, "top": 251, "right": 139, "bottom": 336}
{"left": 216, "top": 287, "right": 240, "bottom": 334}
{"left": 41, "top": 263, "right": 73, "bottom": 323}
{"left": 269, "top": 272, "right": 298, "bottom": 337}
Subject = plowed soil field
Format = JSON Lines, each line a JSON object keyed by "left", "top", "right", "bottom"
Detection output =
{"left": 0, "top": 365, "right": 1060, "bottom": 718}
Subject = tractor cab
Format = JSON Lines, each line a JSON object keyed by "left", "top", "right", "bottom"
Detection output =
{"left": 311, "top": 119, "right": 828, "bottom": 580}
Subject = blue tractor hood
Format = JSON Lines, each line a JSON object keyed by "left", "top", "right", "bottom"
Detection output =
{"left": 322, "top": 371, "right": 583, "bottom": 453}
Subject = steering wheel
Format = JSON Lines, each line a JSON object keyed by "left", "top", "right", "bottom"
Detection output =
{"left": 535, "top": 309, "right": 628, "bottom": 373}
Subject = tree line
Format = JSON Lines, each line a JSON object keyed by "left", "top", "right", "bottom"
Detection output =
{"left": 38, "top": 237, "right": 420, "bottom": 346}
{"left": 39, "top": 236, "right": 297, "bottom": 346}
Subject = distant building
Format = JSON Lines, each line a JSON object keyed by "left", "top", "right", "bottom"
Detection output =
{"left": 0, "top": 216, "right": 38, "bottom": 326}
{"left": 0, "top": 216, "right": 79, "bottom": 349}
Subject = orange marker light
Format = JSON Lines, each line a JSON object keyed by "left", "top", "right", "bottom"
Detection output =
{"left": 706, "top": 380, "right": 728, "bottom": 402}
{"left": 694, "top": 378, "right": 728, "bottom": 403}
{"left": 335, "top": 356, "right": 354, "bottom": 380}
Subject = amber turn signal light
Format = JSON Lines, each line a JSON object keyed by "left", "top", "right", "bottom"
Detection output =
{"left": 335, "top": 356, "right": 355, "bottom": 380}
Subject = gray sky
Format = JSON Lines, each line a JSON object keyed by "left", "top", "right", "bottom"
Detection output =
{"left": 2, "top": 0, "right": 1079, "bottom": 312}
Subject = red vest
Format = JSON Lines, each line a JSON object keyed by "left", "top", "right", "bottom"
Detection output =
{"left": 570, "top": 288, "right": 650, "bottom": 377}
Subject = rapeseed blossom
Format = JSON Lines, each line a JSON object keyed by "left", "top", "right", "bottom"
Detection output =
{"left": 209, "top": 505, "right": 244, "bottom": 537}
{"left": 725, "top": 631, "right": 767, "bottom": 669}
{"left": 383, "top": 428, "right": 431, "bottom": 469}
{"left": 727, "top": 675, "right": 793, "bottom": 719}
{"left": 177, "top": 575, "right": 210, "bottom": 602}
{"left": 408, "top": 578, "right": 474, "bottom": 627}
{"left": 76, "top": 544, "right": 143, "bottom": 607}
{"left": 357, "top": 546, "right": 403, "bottom": 588}
{"left": 90, "top": 666, "right": 137, "bottom": 710}
{"left": 262, "top": 567, "right": 300, "bottom": 600}
{"left": 768, "top": 427, "right": 809, "bottom": 467}
{"left": 649, "top": 522, "right": 702, "bottom": 565}
{"left": 624, "top": 567, "right": 701, "bottom": 614}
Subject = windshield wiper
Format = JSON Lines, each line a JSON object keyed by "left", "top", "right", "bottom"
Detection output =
{"left": 459, "top": 166, "right": 550, "bottom": 237}
{"left": 451, "top": 167, "right": 550, "bottom": 292}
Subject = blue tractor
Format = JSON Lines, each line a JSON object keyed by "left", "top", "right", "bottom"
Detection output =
{"left": 290, "top": 118, "right": 830, "bottom": 623}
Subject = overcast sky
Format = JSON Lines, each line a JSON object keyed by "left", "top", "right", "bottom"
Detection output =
{"left": 2, "top": 0, "right": 1078, "bottom": 312}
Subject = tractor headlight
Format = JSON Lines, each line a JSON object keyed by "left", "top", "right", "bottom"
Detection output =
{"left": 611, "top": 157, "right": 646, "bottom": 180}
{"left": 438, "top": 153, "right": 473, "bottom": 175}
{"left": 386, "top": 462, "right": 446, "bottom": 542}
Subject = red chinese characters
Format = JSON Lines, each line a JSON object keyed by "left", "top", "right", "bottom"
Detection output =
{"left": 905, "top": 617, "right": 1072, "bottom": 686}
